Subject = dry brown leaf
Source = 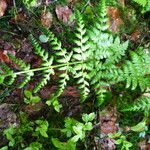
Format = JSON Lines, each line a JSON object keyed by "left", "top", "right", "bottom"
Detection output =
{"left": 0, "top": 51, "right": 10, "bottom": 63}
{"left": 130, "top": 30, "right": 141, "bottom": 41}
{"left": 107, "top": 7, "right": 123, "bottom": 33}
{"left": 55, "top": 5, "right": 72, "bottom": 24}
{"left": 40, "top": 86, "right": 80, "bottom": 99}
{"left": 0, "top": 0, "right": 7, "bottom": 17}
{"left": 41, "top": 11, "right": 53, "bottom": 28}
{"left": 24, "top": 102, "right": 45, "bottom": 116}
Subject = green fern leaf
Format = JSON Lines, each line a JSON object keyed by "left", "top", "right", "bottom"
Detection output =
{"left": 122, "top": 96, "right": 150, "bottom": 112}
{"left": 132, "top": 0, "right": 147, "bottom": 6}
{"left": 123, "top": 49, "right": 150, "bottom": 91}
{"left": 72, "top": 11, "right": 90, "bottom": 101}
{"left": 7, "top": 54, "right": 34, "bottom": 88}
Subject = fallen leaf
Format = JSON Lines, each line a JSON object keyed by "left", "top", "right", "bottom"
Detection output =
{"left": 107, "top": 7, "right": 123, "bottom": 33}
{"left": 24, "top": 102, "right": 45, "bottom": 116}
{"left": 40, "top": 86, "right": 80, "bottom": 99}
{"left": 41, "top": 11, "right": 53, "bottom": 28}
{"left": 130, "top": 30, "right": 141, "bottom": 41}
{"left": 0, "top": 51, "right": 10, "bottom": 63}
{"left": 55, "top": 5, "right": 73, "bottom": 24}
{"left": 0, "top": 0, "right": 7, "bottom": 17}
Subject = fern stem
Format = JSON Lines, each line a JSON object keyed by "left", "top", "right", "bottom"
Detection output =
{"left": 3, "top": 61, "right": 83, "bottom": 77}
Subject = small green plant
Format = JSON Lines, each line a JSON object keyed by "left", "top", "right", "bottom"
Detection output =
{"left": 109, "top": 132, "right": 133, "bottom": 150}
{"left": 52, "top": 138, "right": 76, "bottom": 150}
{"left": 52, "top": 112, "right": 96, "bottom": 149}
{"left": 46, "top": 97, "right": 62, "bottom": 112}
{"left": 24, "top": 142, "right": 42, "bottom": 150}
{"left": 34, "top": 120, "right": 49, "bottom": 138}
{"left": 3, "top": 112, "right": 48, "bottom": 149}
{"left": 24, "top": 90, "right": 41, "bottom": 104}
{"left": 22, "top": 0, "right": 37, "bottom": 9}
{"left": 2, "top": 112, "right": 95, "bottom": 149}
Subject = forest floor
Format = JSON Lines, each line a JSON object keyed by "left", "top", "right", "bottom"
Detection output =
{"left": 0, "top": 0, "right": 150, "bottom": 149}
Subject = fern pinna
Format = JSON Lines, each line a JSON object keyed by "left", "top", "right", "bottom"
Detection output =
{"left": 0, "top": 0, "right": 149, "bottom": 107}
{"left": 122, "top": 96, "right": 150, "bottom": 112}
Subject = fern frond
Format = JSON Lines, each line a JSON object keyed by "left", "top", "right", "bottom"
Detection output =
{"left": 7, "top": 54, "right": 34, "bottom": 88}
{"left": 29, "top": 35, "right": 55, "bottom": 93}
{"left": 122, "top": 96, "right": 150, "bottom": 112}
{"left": 123, "top": 49, "right": 150, "bottom": 91}
{"left": 72, "top": 12, "right": 90, "bottom": 101}
{"left": 89, "top": 0, "right": 109, "bottom": 59}
{"left": 88, "top": 0, "right": 129, "bottom": 103}
{"left": 40, "top": 27, "right": 72, "bottom": 98}
{"left": 96, "top": 0, "right": 109, "bottom": 32}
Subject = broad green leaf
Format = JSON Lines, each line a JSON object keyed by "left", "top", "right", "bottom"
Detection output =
{"left": 0, "top": 146, "right": 8, "bottom": 150}
{"left": 122, "top": 141, "right": 133, "bottom": 150}
{"left": 0, "top": 76, "right": 4, "bottom": 84}
{"left": 24, "top": 90, "right": 32, "bottom": 98}
{"left": 46, "top": 100, "right": 52, "bottom": 106}
{"left": 82, "top": 113, "right": 95, "bottom": 122}
{"left": 131, "top": 121, "right": 146, "bottom": 132}
{"left": 51, "top": 138, "right": 66, "bottom": 150}
{"left": 24, "top": 142, "right": 42, "bottom": 150}
{"left": 84, "top": 122, "right": 93, "bottom": 131}
{"left": 115, "top": 139, "right": 123, "bottom": 145}
{"left": 31, "top": 96, "right": 41, "bottom": 103}
{"left": 71, "top": 135, "right": 80, "bottom": 143}
{"left": 108, "top": 132, "right": 122, "bottom": 138}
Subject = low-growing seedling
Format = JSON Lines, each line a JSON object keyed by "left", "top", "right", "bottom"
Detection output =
{"left": 24, "top": 90, "right": 41, "bottom": 104}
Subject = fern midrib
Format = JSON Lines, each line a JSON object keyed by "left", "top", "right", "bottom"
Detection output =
{"left": 2, "top": 61, "right": 83, "bottom": 77}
